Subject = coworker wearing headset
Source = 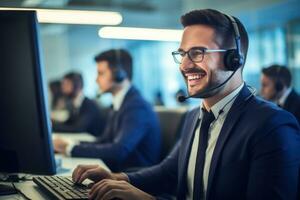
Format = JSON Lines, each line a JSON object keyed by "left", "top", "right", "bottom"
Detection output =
{"left": 51, "top": 72, "right": 105, "bottom": 136}
{"left": 54, "top": 49, "right": 161, "bottom": 172}
{"left": 71, "top": 9, "right": 300, "bottom": 200}
{"left": 261, "top": 64, "right": 300, "bottom": 123}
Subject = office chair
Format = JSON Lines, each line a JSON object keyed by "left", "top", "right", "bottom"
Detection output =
{"left": 155, "top": 107, "right": 187, "bottom": 160}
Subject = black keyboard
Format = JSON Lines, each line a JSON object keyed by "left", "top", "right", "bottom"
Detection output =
{"left": 33, "top": 176, "right": 89, "bottom": 200}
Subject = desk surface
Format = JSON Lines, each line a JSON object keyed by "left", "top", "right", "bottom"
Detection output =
{"left": 1, "top": 133, "right": 107, "bottom": 200}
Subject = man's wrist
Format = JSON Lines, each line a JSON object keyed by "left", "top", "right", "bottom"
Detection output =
{"left": 65, "top": 140, "right": 79, "bottom": 156}
{"left": 112, "top": 172, "right": 129, "bottom": 182}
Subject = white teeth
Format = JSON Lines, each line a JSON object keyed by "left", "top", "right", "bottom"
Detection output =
{"left": 187, "top": 74, "right": 205, "bottom": 81}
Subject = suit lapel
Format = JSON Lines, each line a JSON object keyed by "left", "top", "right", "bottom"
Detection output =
{"left": 177, "top": 109, "right": 200, "bottom": 199}
{"left": 112, "top": 110, "right": 120, "bottom": 137}
{"left": 112, "top": 86, "right": 135, "bottom": 137}
{"left": 97, "top": 108, "right": 116, "bottom": 142}
{"left": 206, "top": 86, "right": 252, "bottom": 200}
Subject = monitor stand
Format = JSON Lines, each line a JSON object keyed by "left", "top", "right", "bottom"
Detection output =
{"left": 0, "top": 183, "right": 17, "bottom": 195}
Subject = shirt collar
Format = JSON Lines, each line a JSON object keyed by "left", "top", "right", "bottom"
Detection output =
{"left": 73, "top": 91, "right": 85, "bottom": 109}
{"left": 113, "top": 81, "right": 131, "bottom": 111}
{"left": 200, "top": 82, "right": 244, "bottom": 119}
{"left": 278, "top": 87, "right": 292, "bottom": 106}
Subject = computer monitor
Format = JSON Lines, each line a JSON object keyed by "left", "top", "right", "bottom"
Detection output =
{"left": 0, "top": 10, "right": 56, "bottom": 178}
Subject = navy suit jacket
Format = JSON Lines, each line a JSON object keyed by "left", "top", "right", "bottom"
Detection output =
{"left": 71, "top": 86, "right": 161, "bottom": 172}
{"left": 52, "top": 97, "right": 105, "bottom": 136}
{"left": 283, "top": 89, "right": 300, "bottom": 124}
{"left": 127, "top": 85, "right": 300, "bottom": 200}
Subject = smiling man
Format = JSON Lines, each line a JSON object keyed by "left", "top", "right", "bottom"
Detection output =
{"left": 71, "top": 9, "right": 300, "bottom": 200}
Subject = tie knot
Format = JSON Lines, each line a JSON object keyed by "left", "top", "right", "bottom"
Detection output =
{"left": 201, "top": 109, "right": 215, "bottom": 125}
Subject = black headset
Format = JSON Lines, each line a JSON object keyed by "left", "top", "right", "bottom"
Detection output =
{"left": 223, "top": 14, "right": 244, "bottom": 71}
{"left": 72, "top": 74, "right": 83, "bottom": 92}
{"left": 113, "top": 49, "right": 127, "bottom": 83}
{"left": 274, "top": 67, "right": 284, "bottom": 92}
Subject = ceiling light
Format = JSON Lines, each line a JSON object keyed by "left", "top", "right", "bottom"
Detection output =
{"left": 0, "top": 7, "right": 122, "bottom": 25}
{"left": 99, "top": 27, "right": 182, "bottom": 42}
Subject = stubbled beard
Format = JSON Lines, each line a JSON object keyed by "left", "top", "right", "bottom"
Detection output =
{"left": 185, "top": 69, "right": 228, "bottom": 99}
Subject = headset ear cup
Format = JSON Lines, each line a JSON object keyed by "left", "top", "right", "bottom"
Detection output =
{"left": 113, "top": 49, "right": 128, "bottom": 83}
{"left": 275, "top": 81, "right": 284, "bottom": 92}
{"left": 114, "top": 69, "right": 127, "bottom": 83}
{"left": 224, "top": 49, "right": 236, "bottom": 71}
{"left": 224, "top": 49, "right": 243, "bottom": 71}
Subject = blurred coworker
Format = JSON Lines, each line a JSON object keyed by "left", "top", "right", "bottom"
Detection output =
{"left": 261, "top": 64, "right": 300, "bottom": 123}
{"left": 49, "top": 80, "right": 65, "bottom": 110}
{"left": 53, "top": 49, "right": 161, "bottom": 172}
{"left": 52, "top": 72, "right": 105, "bottom": 136}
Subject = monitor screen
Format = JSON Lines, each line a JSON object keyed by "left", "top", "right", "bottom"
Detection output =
{"left": 0, "top": 10, "right": 56, "bottom": 175}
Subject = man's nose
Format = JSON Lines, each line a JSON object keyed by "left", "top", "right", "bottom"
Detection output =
{"left": 180, "top": 55, "right": 194, "bottom": 71}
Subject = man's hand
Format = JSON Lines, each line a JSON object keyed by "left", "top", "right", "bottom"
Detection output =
{"left": 89, "top": 179, "right": 155, "bottom": 200}
{"left": 53, "top": 137, "right": 68, "bottom": 154}
{"left": 72, "top": 164, "right": 129, "bottom": 184}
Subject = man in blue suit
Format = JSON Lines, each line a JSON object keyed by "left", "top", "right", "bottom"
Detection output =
{"left": 54, "top": 49, "right": 161, "bottom": 172}
{"left": 71, "top": 9, "right": 300, "bottom": 200}
{"left": 261, "top": 64, "right": 300, "bottom": 123}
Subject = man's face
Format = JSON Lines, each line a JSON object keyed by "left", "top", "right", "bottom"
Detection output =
{"left": 96, "top": 61, "right": 115, "bottom": 93}
{"left": 61, "top": 78, "right": 74, "bottom": 97}
{"left": 260, "top": 74, "right": 277, "bottom": 101}
{"left": 179, "top": 25, "right": 229, "bottom": 98}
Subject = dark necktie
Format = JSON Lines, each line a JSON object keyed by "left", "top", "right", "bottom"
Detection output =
{"left": 193, "top": 109, "right": 215, "bottom": 200}
{"left": 277, "top": 103, "right": 282, "bottom": 108}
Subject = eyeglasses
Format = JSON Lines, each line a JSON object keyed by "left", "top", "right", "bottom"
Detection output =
{"left": 171, "top": 47, "right": 227, "bottom": 64}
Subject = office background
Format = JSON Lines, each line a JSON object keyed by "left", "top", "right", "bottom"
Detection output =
{"left": 1, "top": 0, "right": 300, "bottom": 107}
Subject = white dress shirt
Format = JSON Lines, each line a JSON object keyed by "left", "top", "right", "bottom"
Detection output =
{"left": 186, "top": 83, "right": 244, "bottom": 200}
{"left": 73, "top": 91, "right": 85, "bottom": 109}
{"left": 277, "top": 87, "right": 292, "bottom": 107}
{"left": 112, "top": 81, "right": 131, "bottom": 111}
